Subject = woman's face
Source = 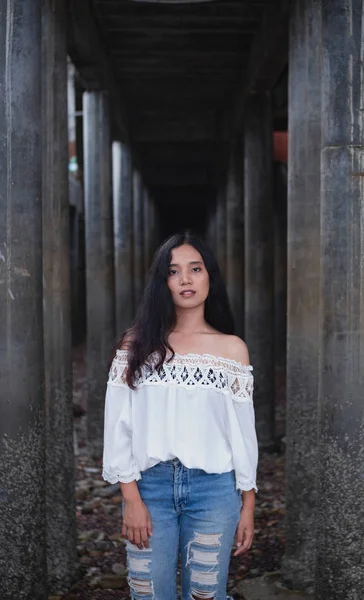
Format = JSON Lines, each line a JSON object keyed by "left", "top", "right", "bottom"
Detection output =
{"left": 167, "top": 244, "right": 209, "bottom": 309}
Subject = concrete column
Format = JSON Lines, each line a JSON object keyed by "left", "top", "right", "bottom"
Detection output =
{"left": 0, "top": 2, "right": 47, "bottom": 598}
{"left": 83, "top": 92, "right": 115, "bottom": 456}
{"left": 283, "top": 3, "right": 322, "bottom": 590}
{"left": 273, "top": 163, "right": 287, "bottom": 441}
{"left": 42, "top": 0, "right": 77, "bottom": 591}
{"left": 112, "top": 141, "right": 134, "bottom": 334}
{"left": 316, "top": 1, "right": 364, "bottom": 597}
{"left": 244, "top": 93, "right": 275, "bottom": 448}
{"left": 206, "top": 204, "right": 217, "bottom": 250}
{"left": 216, "top": 184, "right": 227, "bottom": 280}
{"left": 132, "top": 169, "right": 144, "bottom": 308}
{"left": 226, "top": 138, "right": 244, "bottom": 337}
{"left": 143, "top": 187, "right": 151, "bottom": 278}
{"left": 149, "top": 196, "right": 158, "bottom": 260}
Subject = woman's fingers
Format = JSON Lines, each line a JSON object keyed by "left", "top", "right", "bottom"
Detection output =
{"left": 240, "top": 532, "right": 253, "bottom": 553}
{"left": 233, "top": 526, "right": 254, "bottom": 556}
{"left": 126, "top": 527, "right": 149, "bottom": 549}
{"left": 147, "top": 514, "right": 153, "bottom": 537}
{"left": 134, "top": 529, "right": 143, "bottom": 549}
{"left": 235, "top": 521, "right": 244, "bottom": 548}
{"left": 140, "top": 527, "right": 149, "bottom": 549}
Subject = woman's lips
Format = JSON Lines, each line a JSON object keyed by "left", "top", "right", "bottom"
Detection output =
{"left": 180, "top": 290, "right": 196, "bottom": 297}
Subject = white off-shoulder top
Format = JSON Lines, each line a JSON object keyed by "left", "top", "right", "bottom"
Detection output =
{"left": 102, "top": 349, "right": 258, "bottom": 492}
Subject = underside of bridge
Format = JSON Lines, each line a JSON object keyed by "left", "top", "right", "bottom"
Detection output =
{"left": 68, "top": 0, "right": 288, "bottom": 237}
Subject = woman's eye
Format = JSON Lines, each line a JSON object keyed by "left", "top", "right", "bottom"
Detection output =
{"left": 192, "top": 267, "right": 202, "bottom": 272}
{"left": 168, "top": 269, "right": 177, "bottom": 276}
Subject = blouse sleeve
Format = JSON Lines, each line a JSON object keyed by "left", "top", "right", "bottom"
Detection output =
{"left": 102, "top": 353, "right": 141, "bottom": 485}
{"left": 226, "top": 364, "right": 258, "bottom": 493}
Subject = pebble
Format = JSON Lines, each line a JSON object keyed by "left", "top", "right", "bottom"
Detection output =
{"left": 108, "top": 532, "right": 123, "bottom": 542}
{"left": 99, "top": 483, "right": 121, "bottom": 498}
{"left": 111, "top": 496, "right": 123, "bottom": 505}
{"left": 99, "top": 573, "right": 126, "bottom": 589}
{"left": 112, "top": 563, "right": 127, "bottom": 576}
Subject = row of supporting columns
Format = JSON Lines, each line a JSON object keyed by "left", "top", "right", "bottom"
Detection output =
{"left": 244, "top": 94, "right": 275, "bottom": 449}
{"left": 82, "top": 93, "right": 159, "bottom": 456}
{"left": 0, "top": 1, "right": 77, "bottom": 598}
{"left": 210, "top": 99, "right": 276, "bottom": 450}
{"left": 0, "top": 2, "right": 158, "bottom": 597}
{"left": 209, "top": 2, "right": 364, "bottom": 596}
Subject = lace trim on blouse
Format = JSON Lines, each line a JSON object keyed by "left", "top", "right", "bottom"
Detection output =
{"left": 109, "top": 349, "right": 254, "bottom": 403}
{"left": 102, "top": 468, "right": 142, "bottom": 485}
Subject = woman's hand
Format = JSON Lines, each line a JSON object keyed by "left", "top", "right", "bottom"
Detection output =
{"left": 122, "top": 498, "right": 153, "bottom": 549}
{"left": 233, "top": 506, "right": 255, "bottom": 556}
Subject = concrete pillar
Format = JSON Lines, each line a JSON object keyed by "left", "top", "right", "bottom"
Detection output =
{"left": 206, "top": 204, "right": 217, "bottom": 250}
{"left": 244, "top": 93, "right": 275, "bottom": 448}
{"left": 149, "top": 196, "right": 158, "bottom": 260}
{"left": 67, "top": 59, "right": 77, "bottom": 172}
{"left": 132, "top": 169, "right": 144, "bottom": 308}
{"left": 226, "top": 138, "right": 244, "bottom": 337}
{"left": 283, "top": 3, "right": 322, "bottom": 590}
{"left": 112, "top": 141, "right": 134, "bottom": 334}
{"left": 143, "top": 188, "right": 151, "bottom": 278}
{"left": 42, "top": 0, "right": 77, "bottom": 591}
{"left": 273, "top": 163, "right": 287, "bottom": 440}
{"left": 315, "top": 1, "right": 364, "bottom": 597}
{"left": 216, "top": 184, "right": 227, "bottom": 280}
{"left": 83, "top": 92, "right": 115, "bottom": 456}
{"left": 0, "top": 2, "right": 47, "bottom": 598}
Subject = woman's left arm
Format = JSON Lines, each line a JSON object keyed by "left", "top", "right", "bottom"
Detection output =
{"left": 233, "top": 490, "right": 255, "bottom": 556}
{"left": 228, "top": 336, "right": 258, "bottom": 556}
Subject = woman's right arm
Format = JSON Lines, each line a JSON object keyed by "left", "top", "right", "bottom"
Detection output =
{"left": 120, "top": 481, "right": 153, "bottom": 549}
{"left": 102, "top": 356, "right": 152, "bottom": 548}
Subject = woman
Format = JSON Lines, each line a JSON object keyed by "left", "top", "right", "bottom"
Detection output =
{"left": 102, "top": 231, "right": 258, "bottom": 600}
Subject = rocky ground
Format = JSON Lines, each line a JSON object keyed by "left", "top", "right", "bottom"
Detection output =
{"left": 54, "top": 346, "right": 285, "bottom": 600}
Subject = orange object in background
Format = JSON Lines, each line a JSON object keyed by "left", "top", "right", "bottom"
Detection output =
{"left": 273, "top": 131, "right": 288, "bottom": 163}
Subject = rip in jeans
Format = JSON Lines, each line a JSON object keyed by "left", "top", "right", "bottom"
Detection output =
{"left": 186, "top": 532, "right": 222, "bottom": 600}
{"left": 126, "top": 541, "right": 154, "bottom": 599}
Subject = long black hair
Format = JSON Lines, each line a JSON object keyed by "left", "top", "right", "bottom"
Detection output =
{"left": 116, "top": 231, "right": 235, "bottom": 388}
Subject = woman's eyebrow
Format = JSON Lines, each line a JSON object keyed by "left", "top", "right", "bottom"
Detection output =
{"left": 169, "top": 260, "right": 203, "bottom": 267}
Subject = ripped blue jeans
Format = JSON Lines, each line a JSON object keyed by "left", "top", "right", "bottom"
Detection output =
{"left": 124, "top": 459, "right": 241, "bottom": 600}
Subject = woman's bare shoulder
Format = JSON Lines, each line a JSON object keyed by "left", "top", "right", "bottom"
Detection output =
{"left": 216, "top": 334, "right": 250, "bottom": 365}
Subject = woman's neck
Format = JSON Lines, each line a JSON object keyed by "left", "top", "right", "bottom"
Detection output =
{"left": 173, "top": 304, "right": 208, "bottom": 335}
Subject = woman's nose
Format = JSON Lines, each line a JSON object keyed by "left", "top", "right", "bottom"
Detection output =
{"left": 180, "top": 270, "right": 192, "bottom": 284}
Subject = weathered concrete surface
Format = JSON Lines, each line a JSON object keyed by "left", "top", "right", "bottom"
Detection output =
{"left": 273, "top": 163, "right": 287, "bottom": 440}
{"left": 216, "top": 184, "right": 227, "bottom": 280}
{"left": 112, "top": 141, "right": 134, "bottom": 334}
{"left": 42, "top": 0, "right": 77, "bottom": 592}
{"left": 317, "top": 147, "right": 364, "bottom": 600}
{"left": 143, "top": 187, "right": 154, "bottom": 279}
{"left": 83, "top": 92, "right": 115, "bottom": 456}
{"left": 237, "top": 576, "right": 313, "bottom": 600}
{"left": 244, "top": 92, "right": 275, "bottom": 449}
{"left": 132, "top": 169, "right": 145, "bottom": 308}
{"left": 283, "top": 0, "right": 321, "bottom": 592}
{"left": 206, "top": 203, "right": 217, "bottom": 250}
{"left": 148, "top": 194, "right": 159, "bottom": 263}
{"left": 226, "top": 138, "right": 244, "bottom": 337}
{"left": 316, "top": 3, "right": 364, "bottom": 597}
{"left": 0, "top": 1, "right": 47, "bottom": 598}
